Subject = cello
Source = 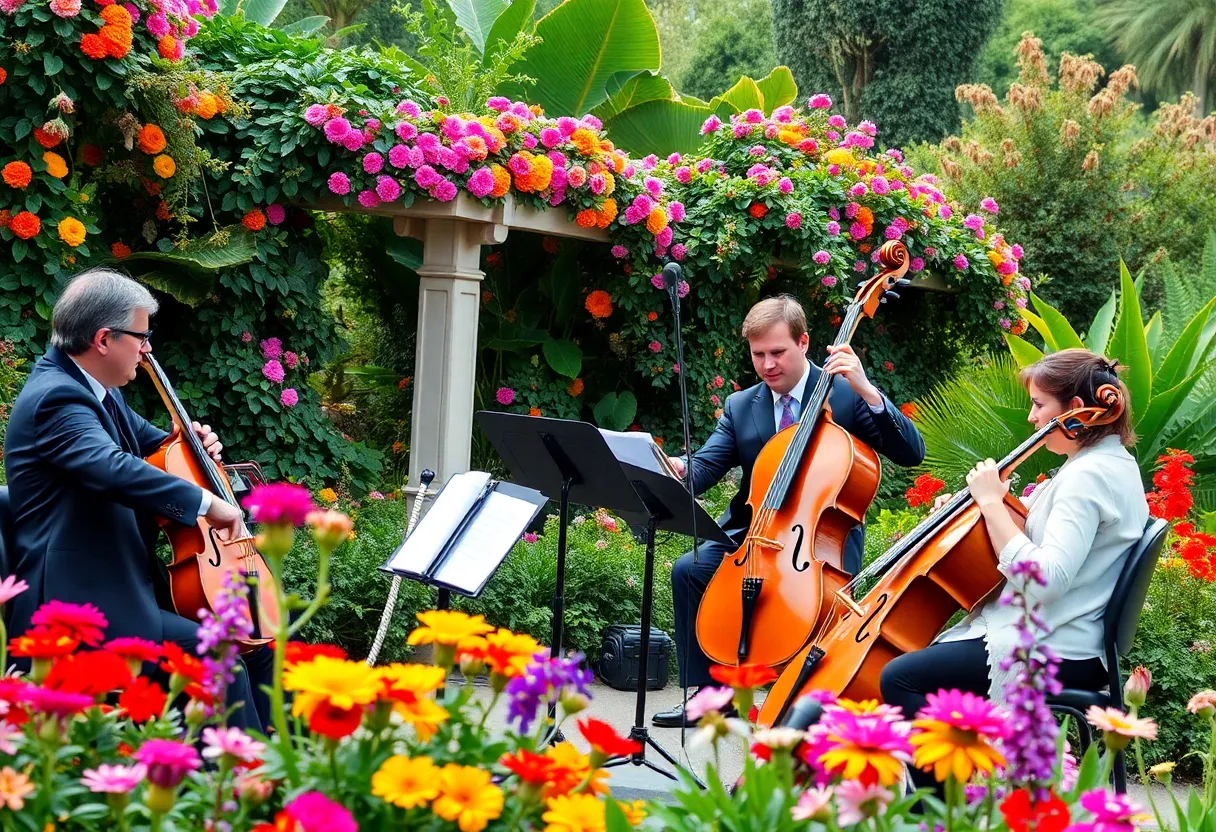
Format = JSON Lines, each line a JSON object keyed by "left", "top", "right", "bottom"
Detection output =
{"left": 756, "top": 382, "right": 1125, "bottom": 727}
{"left": 695, "top": 240, "right": 910, "bottom": 670}
{"left": 141, "top": 353, "right": 278, "bottom": 650}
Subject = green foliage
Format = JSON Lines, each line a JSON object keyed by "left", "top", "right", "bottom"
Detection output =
{"left": 974, "top": 0, "right": 1120, "bottom": 97}
{"left": 0, "top": 341, "right": 28, "bottom": 486}
{"left": 770, "top": 0, "right": 1005, "bottom": 148}
{"left": 675, "top": 0, "right": 777, "bottom": 102}
{"left": 906, "top": 35, "right": 1216, "bottom": 328}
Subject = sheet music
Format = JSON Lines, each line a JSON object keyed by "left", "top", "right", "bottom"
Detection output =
{"left": 598, "top": 428, "right": 675, "bottom": 478}
{"left": 385, "top": 470, "right": 492, "bottom": 575}
{"left": 430, "top": 489, "right": 538, "bottom": 593}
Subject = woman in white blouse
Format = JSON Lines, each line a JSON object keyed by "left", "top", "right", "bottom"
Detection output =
{"left": 880, "top": 349, "right": 1149, "bottom": 789}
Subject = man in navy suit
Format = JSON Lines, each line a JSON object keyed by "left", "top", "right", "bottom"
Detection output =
{"left": 653, "top": 295, "right": 925, "bottom": 727}
{"left": 4, "top": 268, "right": 271, "bottom": 732}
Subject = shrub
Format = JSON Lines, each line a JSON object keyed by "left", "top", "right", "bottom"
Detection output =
{"left": 0, "top": 340, "right": 26, "bottom": 485}
{"left": 676, "top": 0, "right": 778, "bottom": 102}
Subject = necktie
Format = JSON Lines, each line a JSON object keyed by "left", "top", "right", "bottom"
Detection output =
{"left": 779, "top": 394, "right": 797, "bottom": 431}
{"left": 104, "top": 391, "right": 136, "bottom": 454}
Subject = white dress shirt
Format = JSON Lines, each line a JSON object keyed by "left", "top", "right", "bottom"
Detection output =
{"left": 70, "top": 357, "right": 210, "bottom": 519}
{"left": 772, "top": 361, "right": 886, "bottom": 432}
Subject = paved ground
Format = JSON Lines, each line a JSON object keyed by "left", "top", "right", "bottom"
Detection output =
{"left": 449, "top": 675, "right": 1173, "bottom": 824}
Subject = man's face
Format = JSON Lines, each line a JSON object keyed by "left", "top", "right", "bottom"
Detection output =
{"left": 748, "top": 322, "right": 809, "bottom": 395}
{"left": 97, "top": 307, "right": 151, "bottom": 386}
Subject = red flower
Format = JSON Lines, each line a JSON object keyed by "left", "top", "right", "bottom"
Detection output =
{"left": 1000, "top": 788, "right": 1070, "bottom": 832}
{"left": 118, "top": 676, "right": 168, "bottom": 722}
{"left": 578, "top": 718, "right": 642, "bottom": 761}
{"left": 43, "top": 650, "right": 133, "bottom": 696}
{"left": 284, "top": 641, "right": 348, "bottom": 666}
{"left": 749, "top": 202, "right": 768, "bottom": 219}
{"left": 1148, "top": 449, "right": 1196, "bottom": 521}
{"left": 307, "top": 700, "right": 364, "bottom": 739}
{"left": 243, "top": 209, "right": 267, "bottom": 231}
{"left": 499, "top": 749, "right": 553, "bottom": 784}
{"left": 9, "top": 626, "right": 79, "bottom": 659}
{"left": 709, "top": 663, "right": 778, "bottom": 689}
{"left": 32, "top": 600, "right": 108, "bottom": 645}
{"left": 81, "top": 144, "right": 103, "bottom": 166}
{"left": 905, "top": 473, "right": 946, "bottom": 508}
{"left": 160, "top": 642, "right": 210, "bottom": 702}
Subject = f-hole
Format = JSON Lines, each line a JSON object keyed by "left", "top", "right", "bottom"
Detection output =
{"left": 791, "top": 523, "right": 809, "bottom": 571}
{"left": 854, "top": 593, "right": 889, "bottom": 643}
{"left": 206, "top": 527, "right": 223, "bottom": 567}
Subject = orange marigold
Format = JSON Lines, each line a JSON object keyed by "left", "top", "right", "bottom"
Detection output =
{"left": 856, "top": 206, "right": 874, "bottom": 234}
{"left": 2, "top": 161, "right": 32, "bottom": 189}
{"left": 153, "top": 154, "right": 176, "bottom": 178}
{"left": 194, "top": 92, "right": 219, "bottom": 120}
{"left": 570, "top": 129, "right": 599, "bottom": 156}
{"left": 575, "top": 209, "right": 598, "bottom": 228}
{"left": 43, "top": 152, "right": 68, "bottom": 179}
{"left": 490, "top": 164, "right": 511, "bottom": 198}
{"left": 596, "top": 197, "right": 618, "bottom": 228}
{"left": 158, "top": 35, "right": 180, "bottom": 60}
{"left": 57, "top": 217, "right": 86, "bottom": 247}
{"left": 568, "top": 378, "right": 584, "bottom": 397}
{"left": 529, "top": 406, "right": 542, "bottom": 417}
{"left": 0, "top": 209, "right": 9, "bottom": 229}
{"left": 10, "top": 211, "right": 41, "bottom": 240}
{"left": 137, "top": 124, "right": 167, "bottom": 155}
{"left": 749, "top": 202, "right": 768, "bottom": 219}
{"left": 111, "top": 241, "right": 131, "bottom": 259}
{"left": 647, "top": 311, "right": 658, "bottom": 321}
{"left": 1011, "top": 318, "right": 1028, "bottom": 336}
{"left": 243, "top": 209, "right": 267, "bottom": 231}
{"left": 645, "top": 206, "right": 668, "bottom": 235}
{"left": 585, "top": 289, "right": 612, "bottom": 319}
{"left": 99, "top": 24, "right": 133, "bottom": 59}
{"left": 81, "top": 33, "right": 109, "bottom": 59}
{"left": 99, "top": 4, "right": 132, "bottom": 25}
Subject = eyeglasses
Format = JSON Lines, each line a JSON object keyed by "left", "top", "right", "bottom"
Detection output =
{"left": 112, "top": 328, "right": 153, "bottom": 345}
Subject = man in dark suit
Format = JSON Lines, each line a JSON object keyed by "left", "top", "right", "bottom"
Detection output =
{"left": 653, "top": 294, "right": 925, "bottom": 727}
{"left": 3, "top": 267, "right": 271, "bottom": 732}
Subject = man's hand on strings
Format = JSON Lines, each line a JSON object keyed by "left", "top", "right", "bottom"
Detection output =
{"left": 192, "top": 421, "right": 223, "bottom": 463}
{"left": 824, "top": 345, "right": 884, "bottom": 408}
{"left": 668, "top": 457, "right": 687, "bottom": 478}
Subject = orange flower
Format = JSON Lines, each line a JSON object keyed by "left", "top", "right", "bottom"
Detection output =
{"left": 585, "top": 290, "right": 612, "bottom": 319}
{"left": 899, "top": 402, "right": 919, "bottom": 420}
{"left": 578, "top": 718, "right": 642, "bottom": 764}
{"left": 153, "top": 154, "right": 176, "bottom": 178}
{"left": 576, "top": 209, "right": 597, "bottom": 228}
{"left": 856, "top": 206, "right": 874, "bottom": 234}
{"left": 33, "top": 126, "right": 62, "bottom": 148}
{"left": 906, "top": 473, "right": 946, "bottom": 508}
{"left": 529, "top": 407, "right": 542, "bottom": 417}
{"left": 645, "top": 207, "right": 668, "bottom": 235}
{"left": 710, "top": 663, "right": 778, "bottom": 689}
{"left": 57, "top": 217, "right": 87, "bottom": 247}
{"left": 499, "top": 750, "right": 553, "bottom": 785}
{"left": 1011, "top": 318, "right": 1028, "bottom": 336}
{"left": 80, "top": 34, "right": 109, "bottom": 59}
{"left": 8, "top": 211, "right": 40, "bottom": 240}
{"left": 195, "top": 92, "right": 219, "bottom": 120}
{"left": 597, "top": 198, "right": 618, "bottom": 227}
{"left": 43, "top": 152, "right": 68, "bottom": 179}
{"left": 43, "top": 649, "right": 132, "bottom": 696}
{"left": 99, "top": 4, "right": 132, "bottom": 26}
{"left": 243, "top": 209, "right": 267, "bottom": 231}
{"left": 9, "top": 626, "right": 79, "bottom": 659}
{"left": 0, "top": 67, "right": 6, "bottom": 85}
{"left": 570, "top": 129, "right": 599, "bottom": 156}
{"left": 99, "top": 24, "right": 133, "bottom": 59}
{"left": 155, "top": 201, "right": 172, "bottom": 221}
{"left": 567, "top": 378, "right": 584, "bottom": 397}
{"left": 2, "top": 162, "right": 32, "bottom": 189}
{"left": 749, "top": 202, "right": 768, "bottom": 219}
{"left": 157, "top": 35, "right": 180, "bottom": 60}
{"left": 0, "top": 209, "right": 10, "bottom": 229}
{"left": 137, "top": 124, "right": 167, "bottom": 155}
{"left": 118, "top": 677, "right": 167, "bottom": 722}
{"left": 647, "top": 312, "right": 658, "bottom": 321}
{"left": 490, "top": 164, "right": 511, "bottom": 198}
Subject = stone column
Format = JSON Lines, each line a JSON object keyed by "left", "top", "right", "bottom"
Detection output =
{"left": 396, "top": 214, "right": 508, "bottom": 510}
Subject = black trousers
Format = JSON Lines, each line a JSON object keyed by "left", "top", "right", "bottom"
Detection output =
{"left": 670, "top": 540, "right": 735, "bottom": 689}
{"left": 158, "top": 610, "right": 275, "bottom": 734}
{"left": 879, "top": 637, "right": 1106, "bottom": 796}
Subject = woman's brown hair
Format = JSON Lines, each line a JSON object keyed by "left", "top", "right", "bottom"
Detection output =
{"left": 1018, "top": 348, "right": 1137, "bottom": 448}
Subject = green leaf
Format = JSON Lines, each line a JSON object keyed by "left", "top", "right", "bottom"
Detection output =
{"left": 604, "top": 98, "right": 712, "bottom": 157}
{"left": 1108, "top": 260, "right": 1153, "bottom": 421}
{"left": 1145, "top": 310, "right": 1164, "bottom": 366}
{"left": 540, "top": 242, "right": 580, "bottom": 321}
{"left": 241, "top": 0, "right": 290, "bottom": 25}
{"left": 592, "top": 70, "right": 675, "bottom": 121}
{"left": 711, "top": 75, "right": 763, "bottom": 113}
{"left": 44, "top": 53, "right": 63, "bottom": 75}
{"left": 483, "top": 0, "right": 534, "bottom": 61}
{"left": 1135, "top": 363, "right": 1213, "bottom": 456}
{"left": 542, "top": 338, "right": 582, "bottom": 378}
{"left": 498, "top": 0, "right": 661, "bottom": 116}
{"left": 1086, "top": 289, "right": 1118, "bottom": 354}
{"left": 604, "top": 788, "right": 633, "bottom": 832}
{"left": 1030, "top": 291, "right": 1085, "bottom": 351}
{"left": 1155, "top": 297, "right": 1216, "bottom": 392}
{"left": 124, "top": 229, "right": 257, "bottom": 272}
{"left": 136, "top": 270, "right": 217, "bottom": 307}
{"left": 280, "top": 15, "right": 329, "bottom": 34}
{"left": 593, "top": 391, "right": 637, "bottom": 431}
{"left": 1019, "top": 307, "right": 1056, "bottom": 351}
{"left": 216, "top": 0, "right": 239, "bottom": 14}
{"left": 753, "top": 66, "right": 798, "bottom": 111}
{"left": 445, "top": 0, "right": 509, "bottom": 53}
{"left": 386, "top": 236, "right": 423, "bottom": 271}
{"left": 1004, "top": 333, "right": 1044, "bottom": 367}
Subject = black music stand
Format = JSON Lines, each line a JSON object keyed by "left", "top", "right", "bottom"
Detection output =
{"left": 476, "top": 411, "right": 732, "bottom": 783}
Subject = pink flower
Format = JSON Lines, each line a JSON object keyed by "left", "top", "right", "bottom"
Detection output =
{"left": 700, "top": 115, "right": 722, "bottom": 134}
{"left": 242, "top": 483, "right": 317, "bottom": 527}
{"left": 656, "top": 227, "right": 673, "bottom": 247}
{"left": 686, "top": 686, "right": 734, "bottom": 720}
{"left": 644, "top": 176, "right": 663, "bottom": 197}
{"left": 368, "top": 491, "right": 385, "bottom": 500}
{"left": 963, "top": 213, "right": 984, "bottom": 232}
{"left": 280, "top": 388, "right": 299, "bottom": 407}
{"left": 981, "top": 197, "right": 999, "bottom": 213}
{"left": 1187, "top": 690, "right": 1216, "bottom": 716}
{"left": 304, "top": 104, "right": 328, "bottom": 126}
{"left": 999, "top": 318, "right": 1012, "bottom": 330}
{"left": 648, "top": 341, "right": 662, "bottom": 353}
{"left": 821, "top": 275, "right": 838, "bottom": 287}
{"left": 994, "top": 300, "right": 1006, "bottom": 310}
{"left": 31, "top": 600, "right": 108, "bottom": 645}
{"left": 327, "top": 172, "right": 351, "bottom": 195}
{"left": 1085, "top": 706, "right": 1157, "bottom": 750}
{"left": 0, "top": 575, "right": 29, "bottom": 608}
{"left": 202, "top": 727, "right": 266, "bottom": 764}
{"left": 267, "top": 204, "right": 286, "bottom": 225}
{"left": 743, "top": 108, "right": 763, "bottom": 123}
{"left": 786, "top": 212, "right": 802, "bottom": 229}
{"left": 261, "top": 337, "right": 283, "bottom": 359}
{"left": 342, "top": 131, "right": 365, "bottom": 152}
{"left": 826, "top": 221, "right": 840, "bottom": 236}
{"left": 812, "top": 250, "right": 831, "bottom": 265}
{"left": 1019, "top": 276, "right": 1032, "bottom": 290}
{"left": 849, "top": 222, "right": 867, "bottom": 239}
{"left": 650, "top": 273, "right": 665, "bottom": 290}
{"left": 135, "top": 739, "right": 201, "bottom": 789}
{"left": 827, "top": 114, "right": 847, "bottom": 129}
{"left": 870, "top": 176, "right": 889, "bottom": 195}
{"left": 50, "top": 0, "right": 80, "bottom": 17}
{"left": 915, "top": 689, "right": 1008, "bottom": 741}
{"left": 362, "top": 152, "right": 383, "bottom": 174}
{"left": 486, "top": 96, "right": 511, "bottom": 112}
{"left": 284, "top": 351, "right": 299, "bottom": 368}
{"left": 791, "top": 786, "right": 833, "bottom": 822}
{"left": 610, "top": 245, "right": 628, "bottom": 259}
{"left": 357, "top": 189, "right": 380, "bottom": 208}
{"left": 263, "top": 360, "right": 285, "bottom": 383}
{"left": 670, "top": 243, "right": 687, "bottom": 261}
{"left": 146, "top": 11, "right": 170, "bottom": 36}
{"left": 395, "top": 121, "right": 418, "bottom": 142}
{"left": 588, "top": 174, "right": 606, "bottom": 195}
{"left": 81, "top": 764, "right": 147, "bottom": 794}
{"left": 835, "top": 781, "right": 893, "bottom": 826}
{"left": 849, "top": 182, "right": 868, "bottom": 197}
{"left": 20, "top": 687, "right": 94, "bottom": 717}
{"left": 496, "top": 387, "right": 516, "bottom": 406}
{"left": 953, "top": 254, "right": 969, "bottom": 271}
{"left": 523, "top": 532, "right": 538, "bottom": 544}
{"left": 284, "top": 791, "right": 357, "bottom": 832}
{"left": 1067, "top": 789, "right": 1145, "bottom": 832}
{"left": 397, "top": 99, "right": 422, "bottom": 117}
{"left": 323, "top": 118, "right": 351, "bottom": 143}
{"left": 668, "top": 201, "right": 685, "bottom": 223}
{"left": 241, "top": 331, "right": 253, "bottom": 343}
{"left": 433, "top": 180, "right": 458, "bottom": 202}
{"left": 910, "top": 257, "right": 925, "bottom": 272}
{"left": 778, "top": 177, "right": 793, "bottom": 194}
{"left": 677, "top": 280, "right": 690, "bottom": 298}
{"left": 808, "top": 93, "right": 832, "bottom": 109}
{"left": 376, "top": 175, "right": 402, "bottom": 202}
{"left": 466, "top": 166, "right": 495, "bottom": 198}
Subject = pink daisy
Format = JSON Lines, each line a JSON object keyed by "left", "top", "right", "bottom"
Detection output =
{"left": 81, "top": 763, "right": 147, "bottom": 794}
{"left": 135, "top": 739, "right": 201, "bottom": 789}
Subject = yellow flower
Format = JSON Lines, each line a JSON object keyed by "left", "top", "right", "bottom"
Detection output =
{"left": 153, "top": 154, "right": 176, "bottom": 178}
{"left": 283, "top": 655, "right": 383, "bottom": 719}
{"left": 408, "top": 610, "right": 495, "bottom": 647}
{"left": 910, "top": 719, "right": 1007, "bottom": 783}
{"left": 0, "top": 767, "right": 34, "bottom": 811}
{"left": 482, "top": 628, "right": 544, "bottom": 681}
{"left": 987, "top": 249, "right": 1004, "bottom": 268}
{"left": 42, "top": 151, "right": 68, "bottom": 179}
{"left": 318, "top": 487, "right": 338, "bottom": 504}
{"left": 542, "top": 793, "right": 606, "bottom": 832}
{"left": 543, "top": 742, "right": 609, "bottom": 798}
{"left": 392, "top": 692, "right": 449, "bottom": 741}
{"left": 834, "top": 698, "right": 883, "bottom": 715}
{"left": 1149, "top": 761, "right": 1176, "bottom": 779}
{"left": 379, "top": 662, "right": 447, "bottom": 697}
{"left": 618, "top": 799, "right": 647, "bottom": 826}
{"left": 56, "top": 217, "right": 86, "bottom": 247}
{"left": 372, "top": 755, "right": 440, "bottom": 809}
{"left": 823, "top": 147, "right": 856, "bottom": 167}
{"left": 432, "top": 764, "right": 504, "bottom": 832}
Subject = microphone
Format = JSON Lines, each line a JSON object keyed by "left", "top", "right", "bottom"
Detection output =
{"left": 663, "top": 261, "right": 683, "bottom": 309}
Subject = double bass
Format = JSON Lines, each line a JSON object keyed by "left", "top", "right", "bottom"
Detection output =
{"left": 695, "top": 240, "right": 910, "bottom": 670}
{"left": 141, "top": 354, "right": 278, "bottom": 650}
{"left": 756, "top": 382, "right": 1125, "bottom": 726}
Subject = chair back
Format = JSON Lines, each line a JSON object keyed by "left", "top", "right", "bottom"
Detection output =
{"left": 1104, "top": 518, "right": 1170, "bottom": 671}
{"left": 0, "top": 485, "right": 12, "bottom": 580}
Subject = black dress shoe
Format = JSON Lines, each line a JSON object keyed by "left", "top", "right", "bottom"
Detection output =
{"left": 651, "top": 700, "right": 738, "bottom": 728}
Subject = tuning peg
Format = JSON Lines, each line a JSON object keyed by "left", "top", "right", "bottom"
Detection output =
{"left": 896, "top": 278, "right": 911, "bottom": 286}
{"left": 884, "top": 291, "right": 901, "bottom": 301}
{"left": 856, "top": 280, "right": 868, "bottom": 289}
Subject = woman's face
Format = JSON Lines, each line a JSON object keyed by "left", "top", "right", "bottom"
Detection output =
{"left": 1028, "top": 379, "right": 1081, "bottom": 454}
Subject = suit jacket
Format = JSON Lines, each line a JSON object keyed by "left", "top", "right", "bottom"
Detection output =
{"left": 689, "top": 364, "right": 925, "bottom": 575}
{"left": 2, "top": 346, "right": 203, "bottom": 643}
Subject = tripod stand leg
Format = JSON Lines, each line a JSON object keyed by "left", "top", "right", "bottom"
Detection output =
{"left": 545, "top": 476, "right": 573, "bottom": 740}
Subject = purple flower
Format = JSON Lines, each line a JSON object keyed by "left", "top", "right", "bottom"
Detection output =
{"left": 260, "top": 337, "right": 283, "bottom": 359}
{"left": 505, "top": 653, "right": 594, "bottom": 733}
{"left": 266, "top": 204, "right": 286, "bottom": 225}
{"left": 676, "top": 280, "right": 690, "bottom": 299}
{"left": 779, "top": 177, "right": 793, "bottom": 194}
{"left": 999, "top": 318, "right": 1012, "bottom": 330}
{"left": 195, "top": 569, "right": 255, "bottom": 711}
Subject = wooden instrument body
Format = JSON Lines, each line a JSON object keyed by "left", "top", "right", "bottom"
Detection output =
{"left": 756, "top": 493, "right": 1028, "bottom": 725}
{"left": 696, "top": 412, "right": 882, "bottom": 668}
{"left": 141, "top": 359, "right": 278, "bottom": 651}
